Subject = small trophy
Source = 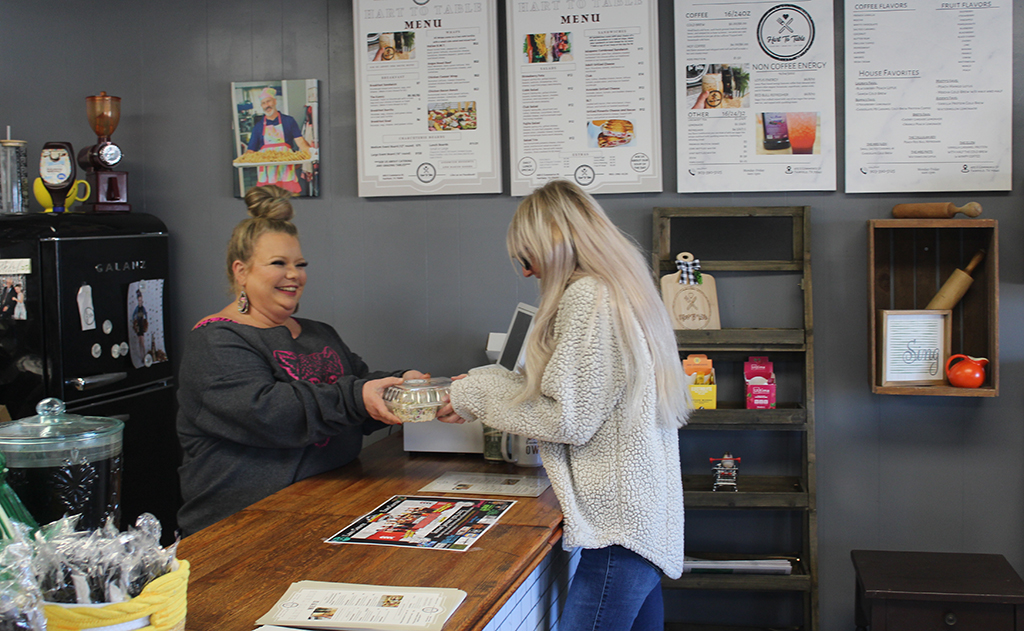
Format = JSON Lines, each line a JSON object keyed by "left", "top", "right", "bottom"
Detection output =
{"left": 710, "top": 452, "right": 740, "bottom": 492}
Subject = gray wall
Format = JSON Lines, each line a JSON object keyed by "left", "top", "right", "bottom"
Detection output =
{"left": 2, "top": 1, "right": 1021, "bottom": 629}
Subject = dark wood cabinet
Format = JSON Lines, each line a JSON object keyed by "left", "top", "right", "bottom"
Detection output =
{"left": 853, "top": 550, "right": 1024, "bottom": 631}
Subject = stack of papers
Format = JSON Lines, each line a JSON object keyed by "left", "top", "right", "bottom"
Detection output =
{"left": 683, "top": 556, "right": 793, "bottom": 575}
{"left": 256, "top": 581, "right": 466, "bottom": 631}
{"left": 418, "top": 472, "right": 551, "bottom": 497}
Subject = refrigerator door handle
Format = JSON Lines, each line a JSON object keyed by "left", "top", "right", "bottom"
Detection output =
{"left": 66, "top": 372, "right": 128, "bottom": 391}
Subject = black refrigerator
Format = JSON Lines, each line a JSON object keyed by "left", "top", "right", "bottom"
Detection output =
{"left": 0, "top": 212, "right": 181, "bottom": 539}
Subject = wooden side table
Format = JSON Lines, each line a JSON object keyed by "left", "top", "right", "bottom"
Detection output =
{"left": 852, "top": 550, "right": 1024, "bottom": 630}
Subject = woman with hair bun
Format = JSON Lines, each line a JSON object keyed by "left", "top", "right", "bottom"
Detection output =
{"left": 442, "top": 179, "right": 690, "bottom": 631}
{"left": 176, "top": 185, "right": 429, "bottom": 536}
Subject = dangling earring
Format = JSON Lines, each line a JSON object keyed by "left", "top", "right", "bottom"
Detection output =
{"left": 237, "top": 289, "right": 250, "bottom": 314}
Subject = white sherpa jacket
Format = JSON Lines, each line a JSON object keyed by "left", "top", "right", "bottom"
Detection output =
{"left": 449, "top": 276, "right": 685, "bottom": 578}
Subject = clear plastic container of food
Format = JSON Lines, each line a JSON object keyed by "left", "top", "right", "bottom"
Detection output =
{"left": 382, "top": 377, "right": 452, "bottom": 423}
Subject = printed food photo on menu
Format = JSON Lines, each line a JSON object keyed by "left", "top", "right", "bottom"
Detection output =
{"left": 689, "top": 63, "right": 750, "bottom": 109}
{"left": 524, "top": 32, "right": 573, "bottom": 63}
{"left": 785, "top": 112, "right": 819, "bottom": 154}
{"left": 367, "top": 31, "right": 416, "bottom": 61}
{"left": 755, "top": 112, "right": 819, "bottom": 155}
{"left": 588, "top": 120, "right": 635, "bottom": 148}
{"left": 427, "top": 102, "right": 478, "bottom": 131}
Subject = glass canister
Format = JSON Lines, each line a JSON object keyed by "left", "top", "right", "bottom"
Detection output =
{"left": 0, "top": 398, "right": 123, "bottom": 530}
{"left": 0, "top": 139, "right": 29, "bottom": 214}
{"left": 382, "top": 377, "right": 452, "bottom": 423}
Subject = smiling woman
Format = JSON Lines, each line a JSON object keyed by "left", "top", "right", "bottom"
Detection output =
{"left": 174, "top": 185, "right": 434, "bottom": 536}
{"left": 234, "top": 231, "right": 307, "bottom": 326}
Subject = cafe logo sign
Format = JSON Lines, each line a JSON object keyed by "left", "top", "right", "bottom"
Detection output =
{"left": 757, "top": 4, "right": 815, "bottom": 61}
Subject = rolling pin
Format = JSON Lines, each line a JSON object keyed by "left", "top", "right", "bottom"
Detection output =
{"left": 892, "top": 201, "right": 982, "bottom": 218}
{"left": 925, "top": 249, "right": 986, "bottom": 310}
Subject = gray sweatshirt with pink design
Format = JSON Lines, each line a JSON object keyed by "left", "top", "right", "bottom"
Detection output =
{"left": 176, "top": 317, "right": 401, "bottom": 535}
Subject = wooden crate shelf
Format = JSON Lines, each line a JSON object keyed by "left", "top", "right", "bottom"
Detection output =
{"left": 868, "top": 219, "right": 999, "bottom": 396}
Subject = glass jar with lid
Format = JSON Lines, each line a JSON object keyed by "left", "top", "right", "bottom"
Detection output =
{"left": 0, "top": 398, "right": 123, "bottom": 530}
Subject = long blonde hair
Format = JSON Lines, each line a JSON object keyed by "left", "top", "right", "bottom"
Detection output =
{"left": 507, "top": 180, "right": 690, "bottom": 428}
{"left": 226, "top": 185, "right": 298, "bottom": 292}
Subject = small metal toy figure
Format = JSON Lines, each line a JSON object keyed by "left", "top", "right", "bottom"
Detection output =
{"left": 710, "top": 452, "right": 740, "bottom": 491}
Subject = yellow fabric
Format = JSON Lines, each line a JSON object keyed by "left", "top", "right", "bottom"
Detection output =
{"left": 43, "top": 559, "right": 189, "bottom": 631}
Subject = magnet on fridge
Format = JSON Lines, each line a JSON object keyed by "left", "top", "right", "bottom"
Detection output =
{"left": 0, "top": 273, "right": 29, "bottom": 321}
{"left": 77, "top": 284, "right": 96, "bottom": 331}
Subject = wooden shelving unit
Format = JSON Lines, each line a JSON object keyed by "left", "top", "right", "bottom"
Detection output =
{"left": 868, "top": 219, "right": 999, "bottom": 396}
{"left": 654, "top": 206, "right": 817, "bottom": 631}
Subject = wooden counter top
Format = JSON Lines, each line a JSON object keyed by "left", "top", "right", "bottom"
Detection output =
{"left": 178, "top": 432, "right": 563, "bottom": 631}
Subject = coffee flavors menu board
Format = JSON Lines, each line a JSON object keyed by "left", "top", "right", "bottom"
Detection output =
{"left": 508, "top": 1, "right": 662, "bottom": 196}
{"left": 354, "top": 1, "right": 501, "bottom": 197}
{"left": 676, "top": 0, "right": 836, "bottom": 193}
{"left": 844, "top": 1, "right": 1011, "bottom": 193}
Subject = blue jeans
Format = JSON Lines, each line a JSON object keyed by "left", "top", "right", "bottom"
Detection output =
{"left": 560, "top": 545, "right": 664, "bottom": 631}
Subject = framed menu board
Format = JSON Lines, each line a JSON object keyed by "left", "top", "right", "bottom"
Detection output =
{"left": 844, "top": 1, "right": 1012, "bottom": 193}
{"left": 507, "top": 2, "right": 663, "bottom": 196}
{"left": 675, "top": 0, "right": 837, "bottom": 193}
{"left": 353, "top": 1, "right": 502, "bottom": 197}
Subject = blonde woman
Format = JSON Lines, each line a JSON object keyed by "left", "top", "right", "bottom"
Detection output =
{"left": 443, "top": 180, "right": 690, "bottom": 630}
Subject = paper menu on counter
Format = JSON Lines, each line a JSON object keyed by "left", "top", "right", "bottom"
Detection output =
{"left": 418, "top": 471, "right": 551, "bottom": 497}
{"left": 255, "top": 581, "right": 466, "bottom": 631}
{"left": 675, "top": 0, "right": 837, "bottom": 193}
{"left": 844, "top": 1, "right": 1011, "bottom": 193}
{"left": 326, "top": 495, "right": 515, "bottom": 551}
{"left": 353, "top": 1, "right": 502, "bottom": 197}
{"left": 507, "top": 2, "right": 663, "bottom": 195}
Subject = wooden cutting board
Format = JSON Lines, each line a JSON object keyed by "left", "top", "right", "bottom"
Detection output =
{"left": 661, "top": 252, "right": 721, "bottom": 330}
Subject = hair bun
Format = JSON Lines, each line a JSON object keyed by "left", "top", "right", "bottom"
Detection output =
{"left": 244, "top": 185, "right": 295, "bottom": 222}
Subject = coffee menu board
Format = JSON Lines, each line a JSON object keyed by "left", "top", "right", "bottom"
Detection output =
{"left": 507, "top": 2, "right": 662, "bottom": 196}
{"left": 675, "top": 0, "right": 836, "bottom": 193}
{"left": 354, "top": 1, "right": 501, "bottom": 197}
{"left": 844, "top": 1, "right": 1011, "bottom": 193}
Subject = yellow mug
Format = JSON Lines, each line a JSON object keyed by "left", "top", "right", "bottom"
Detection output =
{"left": 33, "top": 178, "right": 91, "bottom": 212}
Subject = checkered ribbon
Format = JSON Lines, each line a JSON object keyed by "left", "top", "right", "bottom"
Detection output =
{"left": 676, "top": 258, "right": 702, "bottom": 285}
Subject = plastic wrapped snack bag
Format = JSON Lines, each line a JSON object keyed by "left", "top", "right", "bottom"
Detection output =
{"left": 0, "top": 539, "right": 45, "bottom": 631}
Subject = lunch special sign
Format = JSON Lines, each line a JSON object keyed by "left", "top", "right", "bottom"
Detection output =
{"left": 353, "top": 0, "right": 502, "bottom": 197}
{"left": 676, "top": 0, "right": 837, "bottom": 193}
{"left": 507, "top": 1, "right": 663, "bottom": 196}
